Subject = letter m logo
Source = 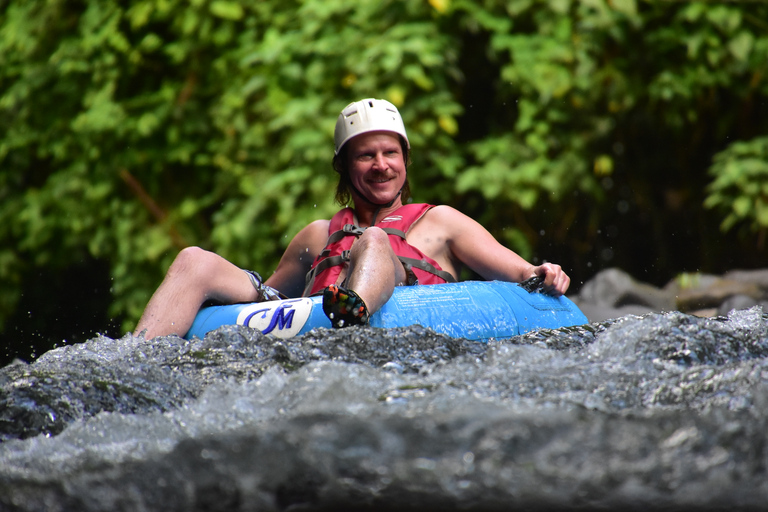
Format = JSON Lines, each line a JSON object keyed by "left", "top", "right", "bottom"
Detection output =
{"left": 261, "top": 304, "right": 296, "bottom": 334}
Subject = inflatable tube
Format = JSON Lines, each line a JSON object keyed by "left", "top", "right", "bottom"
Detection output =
{"left": 185, "top": 281, "right": 588, "bottom": 343}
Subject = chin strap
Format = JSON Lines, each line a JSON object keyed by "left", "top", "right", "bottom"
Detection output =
{"left": 350, "top": 183, "right": 402, "bottom": 227}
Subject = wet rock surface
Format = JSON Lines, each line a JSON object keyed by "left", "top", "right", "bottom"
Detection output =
{"left": 2, "top": 306, "right": 768, "bottom": 510}
{"left": 574, "top": 267, "right": 768, "bottom": 322}
{"left": 0, "top": 325, "right": 486, "bottom": 441}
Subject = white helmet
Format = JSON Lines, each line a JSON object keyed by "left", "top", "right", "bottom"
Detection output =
{"left": 334, "top": 98, "right": 410, "bottom": 155}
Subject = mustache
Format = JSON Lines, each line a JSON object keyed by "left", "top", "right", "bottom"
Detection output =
{"left": 367, "top": 171, "right": 394, "bottom": 180}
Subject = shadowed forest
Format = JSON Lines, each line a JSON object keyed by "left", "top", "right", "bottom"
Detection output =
{"left": 1, "top": 0, "right": 767, "bottom": 365}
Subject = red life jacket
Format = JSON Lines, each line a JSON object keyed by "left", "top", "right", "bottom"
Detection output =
{"left": 303, "top": 203, "right": 456, "bottom": 296}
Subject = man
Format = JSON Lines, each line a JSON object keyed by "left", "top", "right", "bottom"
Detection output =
{"left": 134, "top": 98, "right": 570, "bottom": 338}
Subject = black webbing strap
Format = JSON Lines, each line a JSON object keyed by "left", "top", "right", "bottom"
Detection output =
{"left": 304, "top": 222, "right": 364, "bottom": 296}
{"left": 303, "top": 250, "right": 351, "bottom": 296}
{"left": 303, "top": 221, "right": 443, "bottom": 295}
{"left": 380, "top": 227, "right": 406, "bottom": 239}
{"left": 324, "top": 224, "right": 367, "bottom": 246}
{"left": 398, "top": 256, "right": 457, "bottom": 284}
{"left": 325, "top": 223, "right": 405, "bottom": 247}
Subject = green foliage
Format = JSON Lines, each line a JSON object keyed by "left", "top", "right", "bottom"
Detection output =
{"left": 1, "top": 0, "right": 767, "bottom": 340}
{"left": 705, "top": 136, "right": 768, "bottom": 234}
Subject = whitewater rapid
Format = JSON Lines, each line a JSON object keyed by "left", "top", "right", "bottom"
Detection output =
{"left": 2, "top": 308, "right": 768, "bottom": 510}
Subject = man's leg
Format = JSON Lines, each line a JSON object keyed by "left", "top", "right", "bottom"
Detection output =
{"left": 346, "top": 227, "right": 407, "bottom": 312}
{"left": 323, "top": 227, "right": 406, "bottom": 327}
{"left": 134, "top": 247, "right": 259, "bottom": 339}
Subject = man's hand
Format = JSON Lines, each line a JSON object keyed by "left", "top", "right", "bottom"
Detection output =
{"left": 532, "top": 263, "right": 570, "bottom": 296}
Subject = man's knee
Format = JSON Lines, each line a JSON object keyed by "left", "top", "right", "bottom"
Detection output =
{"left": 351, "top": 228, "right": 406, "bottom": 284}
{"left": 352, "top": 227, "right": 391, "bottom": 256}
{"left": 167, "top": 246, "right": 219, "bottom": 281}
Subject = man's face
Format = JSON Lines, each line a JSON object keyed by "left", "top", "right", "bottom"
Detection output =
{"left": 346, "top": 131, "right": 406, "bottom": 206}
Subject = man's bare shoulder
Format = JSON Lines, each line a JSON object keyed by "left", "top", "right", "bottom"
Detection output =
{"left": 303, "top": 218, "right": 331, "bottom": 235}
{"left": 426, "top": 204, "right": 462, "bottom": 220}
{"left": 420, "top": 205, "right": 474, "bottom": 233}
{"left": 293, "top": 219, "right": 330, "bottom": 251}
{"left": 414, "top": 204, "right": 497, "bottom": 251}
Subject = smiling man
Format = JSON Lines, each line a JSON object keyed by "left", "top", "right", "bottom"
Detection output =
{"left": 134, "top": 98, "right": 570, "bottom": 337}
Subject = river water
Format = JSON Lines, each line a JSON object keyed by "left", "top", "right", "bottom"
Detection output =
{"left": 1, "top": 308, "right": 768, "bottom": 511}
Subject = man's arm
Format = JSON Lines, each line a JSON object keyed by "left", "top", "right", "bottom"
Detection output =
{"left": 425, "top": 206, "right": 570, "bottom": 295}
{"left": 263, "top": 219, "right": 330, "bottom": 298}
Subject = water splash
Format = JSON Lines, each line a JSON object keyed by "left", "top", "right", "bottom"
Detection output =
{"left": 2, "top": 311, "right": 768, "bottom": 510}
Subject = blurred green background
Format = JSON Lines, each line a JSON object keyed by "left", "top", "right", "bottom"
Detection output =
{"left": 2, "top": 0, "right": 767, "bottom": 364}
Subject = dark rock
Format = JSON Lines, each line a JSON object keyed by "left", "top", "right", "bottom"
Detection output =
{"left": 577, "top": 268, "right": 675, "bottom": 310}
{"left": 573, "top": 268, "right": 675, "bottom": 322}
{"left": 673, "top": 277, "right": 762, "bottom": 312}
{"left": 571, "top": 302, "right": 655, "bottom": 323}
{"left": 717, "top": 294, "right": 760, "bottom": 316}
{"left": 723, "top": 269, "right": 768, "bottom": 291}
{"left": 573, "top": 268, "right": 768, "bottom": 323}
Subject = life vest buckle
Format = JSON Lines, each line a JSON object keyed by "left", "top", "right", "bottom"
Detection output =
{"left": 342, "top": 224, "right": 366, "bottom": 236}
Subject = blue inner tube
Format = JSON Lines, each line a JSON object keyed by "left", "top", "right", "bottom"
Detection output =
{"left": 185, "top": 280, "right": 588, "bottom": 342}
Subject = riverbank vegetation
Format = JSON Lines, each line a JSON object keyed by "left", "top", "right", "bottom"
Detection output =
{"left": 1, "top": 0, "right": 767, "bottom": 362}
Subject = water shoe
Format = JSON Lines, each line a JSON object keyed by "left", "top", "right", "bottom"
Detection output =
{"left": 322, "top": 284, "right": 370, "bottom": 328}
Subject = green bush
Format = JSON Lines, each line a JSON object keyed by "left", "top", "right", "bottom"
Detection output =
{"left": 705, "top": 136, "right": 768, "bottom": 239}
